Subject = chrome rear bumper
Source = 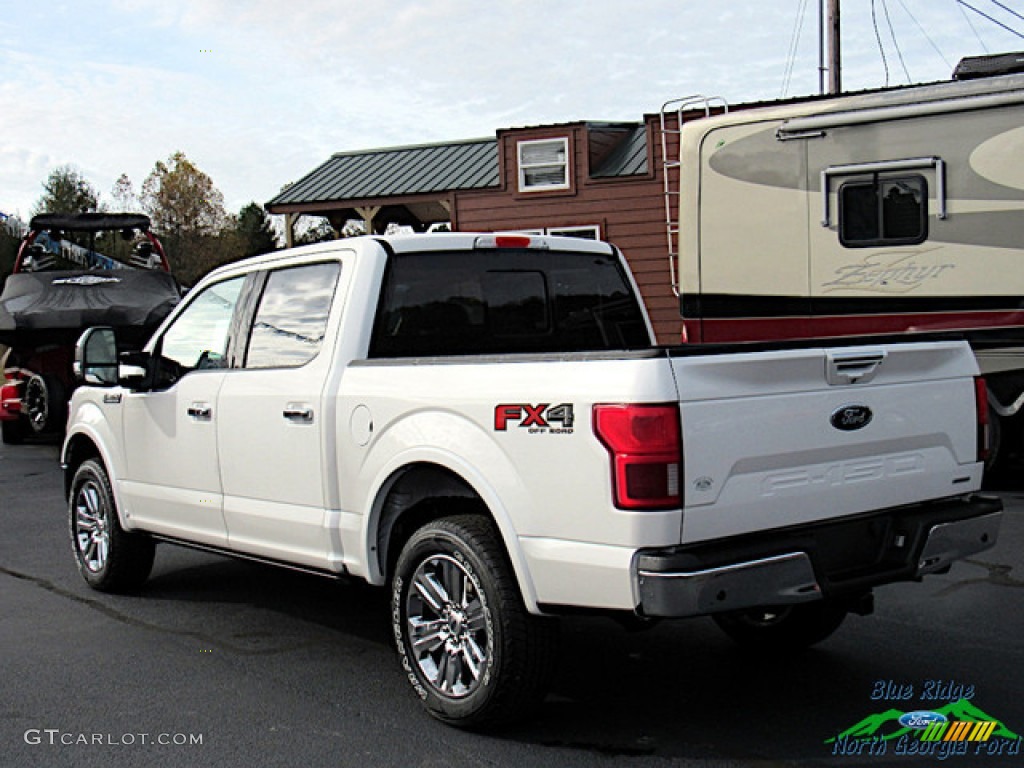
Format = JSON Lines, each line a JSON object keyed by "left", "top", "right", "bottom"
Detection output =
{"left": 635, "top": 498, "right": 1002, "bottom": 618}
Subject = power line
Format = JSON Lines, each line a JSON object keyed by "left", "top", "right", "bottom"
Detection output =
{"left": 957, "top": 0, "right": 1024, "bottom": 40}
{"left": 781, "top": 0, "right": 811, "bottom": 98}
{"left": 957, "top": 0, "right": 991, "bottom": 50}
{"left": 882, "top": 0, "right": 913, "bottom": 83}
{"left": 896, "top": 0, "right": 953, "bottom": 69}
{"left": 872, "top": 0, "right": 892, "bottom": 85}
{"left": 988, "top": 0, "right": 1024, "bottom": 25}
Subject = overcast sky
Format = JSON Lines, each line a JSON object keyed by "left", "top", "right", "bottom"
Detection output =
{"left": 2, "top": 0, "right": 1022, "bottom": 223}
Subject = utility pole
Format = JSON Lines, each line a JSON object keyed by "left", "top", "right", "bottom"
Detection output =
{"left": 818, "top": 0, "right": 826, "bottom": 94}
{"left": 827, "top": 0, "right": 842, "bottom": 94}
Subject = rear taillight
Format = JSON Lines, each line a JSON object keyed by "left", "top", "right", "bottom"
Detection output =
{"left": 1, "top": 380, "right": 22, "bottom": 416}
{"left": 593, "top": 404, "right": 682, "bottom": 510}
{"left": 975, "top": 376, "right": 990, "bottom": 464}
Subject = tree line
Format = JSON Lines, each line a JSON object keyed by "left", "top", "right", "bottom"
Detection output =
{"left": 3, "top": 152, "right": 309, "bottom": 286}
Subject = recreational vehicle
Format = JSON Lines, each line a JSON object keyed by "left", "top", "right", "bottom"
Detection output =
{"left": 669, "top": 59, "right": 1024, "bottom": 468}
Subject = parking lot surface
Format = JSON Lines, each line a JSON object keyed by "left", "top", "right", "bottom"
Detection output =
{"left": 2, "top": 438, "right": 1022, "bottom": 767}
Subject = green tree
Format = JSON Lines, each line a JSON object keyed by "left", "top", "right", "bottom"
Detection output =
{"left": 141, "top": 151, "right": 227, "bottom": 238}
{"left": 235, "top": 202, "right": 278, "bottom": 257}
{"left": 141, "top": 152, "right": 229, "bottom": 283}
{"left": 33, "top": 165, "right": 100, "bottom": 215}
{"left": 110, "top": 173, "right": 139, "bottom": 212}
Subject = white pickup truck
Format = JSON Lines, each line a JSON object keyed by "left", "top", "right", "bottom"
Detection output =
{"left": 63, "top": 232, "right": 1002, "bottom": 727}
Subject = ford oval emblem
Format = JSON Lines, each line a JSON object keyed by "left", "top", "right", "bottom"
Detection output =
{"left": 898, "top": 711, "right": 948, "bottom": 729}
{"left": 831, "top": 405, "right": 873, "bottom": 431}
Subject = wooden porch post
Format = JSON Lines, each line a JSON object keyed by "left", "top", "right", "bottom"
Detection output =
{"left": 355, "top": 206, "right": 381, "bottom": 235}
{"left": 284, "top": 212, "right": 297, "bottom": 248}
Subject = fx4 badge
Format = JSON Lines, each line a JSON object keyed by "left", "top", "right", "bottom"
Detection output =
{"left": 494, "top": 403, "right": 575, "bottom": 434}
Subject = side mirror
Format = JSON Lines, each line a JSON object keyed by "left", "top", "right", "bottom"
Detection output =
{"left": 74, "top": 328, "right": 153, "bottom": 390}
{"left": 74, "top": 327, "right": 119, "bottom": 386}
{"left": 118, "top": 351, "right": 151, "bottom": 389}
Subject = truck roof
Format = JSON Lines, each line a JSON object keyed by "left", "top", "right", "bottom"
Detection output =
{"left": 200, "top": 232, "right": 618, "bottom": 280}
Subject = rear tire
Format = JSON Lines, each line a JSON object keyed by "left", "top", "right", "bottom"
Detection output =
{"left": 392, "top": 514, "right": 559, "bottom": 728}
{"left": 69, "top": 459, "right": 155, "bottom": 592}
{"left": 713, "top": 600, "right": 847, "bottom": 651}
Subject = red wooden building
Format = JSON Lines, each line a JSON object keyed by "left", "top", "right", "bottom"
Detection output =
{"left": 266, "top": 114, "right": 686, "bottom": 342}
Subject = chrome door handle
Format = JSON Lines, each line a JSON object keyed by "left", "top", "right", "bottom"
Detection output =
{"left": 283, "top": 405, "right": 314, "bottom": 423}
{"left": 187, "top": 403, "right": 212, "bottom": 421}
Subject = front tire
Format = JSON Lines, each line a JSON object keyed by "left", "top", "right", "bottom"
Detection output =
{"left": 392, "top": 514, "right": 558, "bottom": 728}
{"left": 24, "top": 374, "right": 65, "bottom": 434}
{"left": 713, "top": 600, "right": 847, "bottom": 651}
{"left": 69, "top": 459, "right": 155, "bottom": 592}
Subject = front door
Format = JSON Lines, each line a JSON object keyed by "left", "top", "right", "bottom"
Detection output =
{"left": 119, "top": 275, "right": 247, "bottom": 546}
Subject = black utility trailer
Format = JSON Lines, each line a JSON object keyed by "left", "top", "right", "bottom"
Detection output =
{"left": 0, "top": 213, "right": 180, "bottom": 442}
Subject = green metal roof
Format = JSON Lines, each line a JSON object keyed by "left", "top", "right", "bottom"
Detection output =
{"left": 266, "top": 125, "right": 650, "bottom": 210}
{"left": 267, "top": 139, "right": 499, "bottom": 208}
{"left": 591, "top": 125, "right": 649, "bottom": 178}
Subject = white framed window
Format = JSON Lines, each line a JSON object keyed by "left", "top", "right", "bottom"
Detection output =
{"left": 498, "top": 226, "right": 601, "bottom": 240}
{"left": 518, "top": 138, "right": 569, "bottom": 192}
{"left": 546, "top": 225, "right": 600, "bottom": 240}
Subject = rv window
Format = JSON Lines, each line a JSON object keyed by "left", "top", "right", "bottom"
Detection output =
{"left": 839, "top": 175, "right": 927, "bottom": 247}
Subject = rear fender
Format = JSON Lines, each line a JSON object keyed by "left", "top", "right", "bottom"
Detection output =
{"left": 353, "top": 413, "right": 540, "bottom": 612}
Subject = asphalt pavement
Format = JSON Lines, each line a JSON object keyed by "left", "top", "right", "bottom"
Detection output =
{"left": 1, "top": 437, "right": 1022, "bottom": 768}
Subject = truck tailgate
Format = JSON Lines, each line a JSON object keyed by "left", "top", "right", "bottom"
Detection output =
{"left": 670, "top": 341, "right": 983, "bottom": 544}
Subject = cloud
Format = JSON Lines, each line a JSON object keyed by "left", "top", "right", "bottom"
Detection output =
{"left": 4, "top": 0, "right": 1023, "bottom": 220}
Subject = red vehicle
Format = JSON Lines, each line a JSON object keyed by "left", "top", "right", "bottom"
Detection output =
{"left": 0, "top": 213, "right": 180, "bottom": 443}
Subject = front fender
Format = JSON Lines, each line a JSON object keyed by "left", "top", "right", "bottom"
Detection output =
{"left": 62, "top": 392, "right": 131, "bottom": 529}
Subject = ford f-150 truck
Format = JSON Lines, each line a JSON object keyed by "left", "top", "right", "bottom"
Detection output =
{"left": 62, "top": 232, "right": 1002, "bottom": 727}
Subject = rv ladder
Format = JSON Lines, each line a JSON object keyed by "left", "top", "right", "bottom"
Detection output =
{"left": 659, "top": 96, "right": 728, "bottom": 298}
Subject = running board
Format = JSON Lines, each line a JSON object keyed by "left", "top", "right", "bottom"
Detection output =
{"left": 150, "top": 535, "right": 350, "bottom": 581}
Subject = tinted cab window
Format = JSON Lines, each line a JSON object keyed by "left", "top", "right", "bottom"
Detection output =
{"left": 370, "top": 248, "right": 649, "bottom": 357}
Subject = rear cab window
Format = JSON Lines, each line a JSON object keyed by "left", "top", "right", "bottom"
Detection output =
{"left": 243, "top": 262, "right": 341, "bottom": 369}
{"left": 369, "top": 246, "right": 650, "bottom": 357}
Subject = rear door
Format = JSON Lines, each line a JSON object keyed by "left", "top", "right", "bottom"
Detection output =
{"left": 671, "top": 341, "right": 981, "bottom": 544}
{"left": 216, "top": 260, "right": 346, "bottom": 570}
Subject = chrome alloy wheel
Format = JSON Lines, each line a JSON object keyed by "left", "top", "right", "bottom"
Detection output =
{"left": 74, "top": 480, "right": 110, "bottom": 573}
{"left": 24, "top": 375, "right": 49, "bottom": 431}
{"left": 405, "top": 554, "right": 490, "bottom": 699}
